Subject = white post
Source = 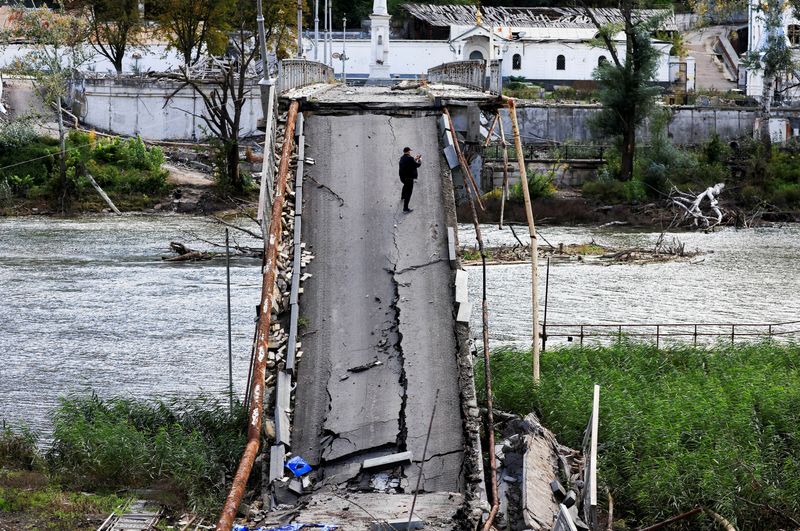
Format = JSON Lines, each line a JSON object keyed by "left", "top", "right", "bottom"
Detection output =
{"left": 297, "top": 0, "right": 303, "bottom": 58}
{"left": 314, "top": 0, "right": 320, "bottom": 61}
{"left": 342, "top": 17, "right": 347, "bottom": 84}
{"left": 323, "top": 0, "right": 329, "bottom": 65}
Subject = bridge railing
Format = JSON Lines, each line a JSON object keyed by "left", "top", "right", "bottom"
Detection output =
{"left": 278, "top": 59, "right": 334, "bottom": 94}
{"left": 427, "top": 60, "right": 486, "bottom": 92}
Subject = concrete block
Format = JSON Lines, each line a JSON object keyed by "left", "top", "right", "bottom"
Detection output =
{"left": 293, "top": 214, "right": 302, "bottom": 242}
{"left": 295, "top": 113, "right": 304, "bottom": 138}
{"left": 443, "top": 144, "right": 458, "bottom": 169}
{"left": 370, "top": 519, "right": 424, "bottom": 531}
{"left": 286, "top": 303, "right": 299, "bottom": 372}
{"left": 362, "top": 451, "right": 413, "bottom": 470}
{"left": 550, "top": 479, "right": 566, "bottom": 501}
{"left": 456, "top": 301, "right": 471, "bottom": 323}
{"left": 290, "top": 244, "right": 302, "bottom": 305}
{"left": 447, "top": 227, "right": 457, "bottom": 268}
{"left": 276, "top": 370, "right": 292, "bottom": 412}
{"left": 553, "top": 504, "right": 578, "bottom": 531}
{"left": 563, "top": 490, "right": 577, "bottom": 508}
{"left": 288, "top": 479, "right": 303, "bottom": 495}
{"left": 276, "top": 406, "right": 291, "bottom": 447}
{"left": 455, "top": 269, "right": 468, "bottom": 304}
{"left": 439, "top": 112, "right": 451, "bottom": 135}
{"left": 294, "top": 184, "right": 303, "bottom": 215}
{"left": 269, "top": 444, "right": 285, "bottom": 482}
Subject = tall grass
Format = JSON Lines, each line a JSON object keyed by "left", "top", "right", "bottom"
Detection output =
{"left": 47, "top": 394, "right": 247, "bottom": 513}
{"left": 477, "top": 343, "right": 800, "bottom": 530}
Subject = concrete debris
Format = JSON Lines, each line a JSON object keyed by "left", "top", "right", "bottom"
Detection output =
{"left": 362, "top": 451, "right": 413, "bottom": 471}
{"left": 370, "top": 519, "right": 425, "bottom": 530}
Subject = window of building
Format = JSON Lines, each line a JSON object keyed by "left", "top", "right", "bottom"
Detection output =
{"left": 469, "top": 50, "right": 485, "bottom": 61}
{"left": 598, "top": 55, "right": 608, "bottom": 66}
{"left": 556, "top": 54, "right": 566, "bottom": 70}
{"left": 512, "top": 54, "right": 522, "bottom": 70}
{"left": 789, "top": 25, "right": 800, "bottom": 46}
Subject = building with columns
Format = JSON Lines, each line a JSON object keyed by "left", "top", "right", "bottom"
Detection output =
{"left": 303, "top": 3, "right": 683, "bottom": 89}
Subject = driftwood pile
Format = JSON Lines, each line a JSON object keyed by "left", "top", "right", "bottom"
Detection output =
{"left": 460, "top": 235, "right": 701, "bottom": 266}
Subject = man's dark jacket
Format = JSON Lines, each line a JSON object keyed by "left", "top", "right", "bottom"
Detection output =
{"left": 398, "top": 154, "right": 421, "bottom": 182}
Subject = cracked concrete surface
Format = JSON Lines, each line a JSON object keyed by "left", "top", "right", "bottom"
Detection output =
{"left": 293, "top": 113, "right": 464, "bottom": 493}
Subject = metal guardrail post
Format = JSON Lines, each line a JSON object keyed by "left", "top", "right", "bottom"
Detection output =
{"left": 731, "top": 325, "right": 735, "bottom": 346}
{"left": 580, "top": 325, "right": 584, "bottom": 346}
{"left": 618, "top": 325, "right": 622, "bottom": 344}
{"left": 656, "top": 325, "right": 660, "bottom": 349}
{"left": 694, "top": 324, "right": 698, "bottom": 347}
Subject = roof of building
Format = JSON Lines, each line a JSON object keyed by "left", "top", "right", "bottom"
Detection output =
{"left": 401, "top": 4, "right": 677, "bottom": 32}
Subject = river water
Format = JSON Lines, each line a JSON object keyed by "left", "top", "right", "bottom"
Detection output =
{"left": 459, "top": 223, "right": 800, "bottom": 349}
{"left": 0, "top": 215, "right": 262, "bottom": 437}
{"left": 1, "top": 216, "right": 798, "bottom": 435}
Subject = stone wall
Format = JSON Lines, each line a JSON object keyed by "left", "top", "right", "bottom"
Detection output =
{"left": 502, "top": 103, "right": 791, "bottom": 146}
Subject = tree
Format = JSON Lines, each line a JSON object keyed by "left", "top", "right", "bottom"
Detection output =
{"left": 740, "top": 0, "right": 794, "bottom": 151}
{"left": 154, "top": 0, "right": 233, "bottom": 68}
{"left": 1, "top": 6, "right": 89, "bottom": 211}
{"left": 584, "top": 4, "right": 663, "bottom": 181}
{"left": 64, "top": 0, "right": 143, "bottom": 75}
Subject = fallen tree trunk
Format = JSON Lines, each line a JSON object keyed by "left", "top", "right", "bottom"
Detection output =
{"left": 669, "top": 183, "right": 726, "bottom": 230}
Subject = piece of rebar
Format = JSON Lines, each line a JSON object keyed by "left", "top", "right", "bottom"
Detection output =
{"left": 407, "top": 388, "right": 439, "bottom": 528}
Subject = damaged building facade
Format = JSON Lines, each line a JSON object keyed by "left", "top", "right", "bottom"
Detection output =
{"left": 312, "top": 4, "right": 681, "bottom": 89}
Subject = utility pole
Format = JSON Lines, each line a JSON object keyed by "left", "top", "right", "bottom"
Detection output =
{"left": 342, "top": 16, "right": 347, "bottom": 84}
{"left": 297, "top": 0, "right": 303, "bottom": 58}
{"left": 323, "top": 0, "right": 329, "bottom": 65}
{"left": 256, "top": 0, "right": 269, "bottom": 75}
{"left": 328, "top": 2, "right": 333, "bottom": 66}
{"left": 314, "top": 0, "right": 320, "bottom": 61}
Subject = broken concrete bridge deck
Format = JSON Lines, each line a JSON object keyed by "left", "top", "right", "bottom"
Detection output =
{"left": 292, "top": 111, "right": 467, "bottom": 496}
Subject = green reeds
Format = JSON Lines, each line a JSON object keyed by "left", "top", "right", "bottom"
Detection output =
{"left": 477, "top": 343, "right": 800, "bottom": 530}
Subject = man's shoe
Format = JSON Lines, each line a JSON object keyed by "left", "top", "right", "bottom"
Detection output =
{"left": 403, "top": 208, "right": 413, "bottom": 213}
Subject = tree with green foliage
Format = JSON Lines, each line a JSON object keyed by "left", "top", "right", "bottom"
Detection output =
{"left": 64, "top": 0, "right": 143, "bottom": 75}
{"left": 154, "top": 0, "right": 233, "bottom": 68}
{"left": 584, "top": 3, "right": 663, "bottom": 181}
{"left": 1, "top": 6, "right": 89, "bottom": 212}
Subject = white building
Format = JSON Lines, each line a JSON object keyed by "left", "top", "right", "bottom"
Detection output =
{"left": 307, "top": 4, "right": 679, "bottom": 88}
{"left": 744, "top": 0, "right": 800, "bottom": 102}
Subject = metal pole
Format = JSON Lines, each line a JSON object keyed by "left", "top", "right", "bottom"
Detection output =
{"left": 342, "top": 16, "right": 347, "bottom": 84}
{"left": 314, "top": 0, "right": 319, "bottom": 61}
{"left": 226, "top": 228, "right": 233, "bottom": 414}
{"left": 323, "top": 0, "right": 329, "bottom": 65}
{"left": 297, "top": 0, "right": 303, "bottom": 58}
{"left": 656, "top": 325, "right": 660, "bottom": 350}
{"left": 542, "top": 256, "right": 550, "bottom": 352}
{"left": 325, "top": 0, "right": 333, "bottom": 68}
{"left": 256, "top": 0, "right": 269, "bottom": 76}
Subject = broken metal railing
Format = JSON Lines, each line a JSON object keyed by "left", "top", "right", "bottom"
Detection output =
{"left": 427, "top": 60, "right": 486, "bottom": 92}
{"left": 581, "top": 385, "right": 600, "bottom": 530}
{"left": 277, "top": 59, "right": 334, "bottom": 94}
{"left": 542, "top": 320, "right": 800, "bottom": 349}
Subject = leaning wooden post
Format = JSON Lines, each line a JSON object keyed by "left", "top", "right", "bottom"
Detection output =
{"left": 497, "top": 111, "right": 510, "bottom": 229}
{"left": 507, "top": 98, "right": 540, "bottom": 383}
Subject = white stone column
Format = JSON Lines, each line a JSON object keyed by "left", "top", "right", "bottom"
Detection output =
{"left": 367, "top": 0, "right": 391, "bottom": 82}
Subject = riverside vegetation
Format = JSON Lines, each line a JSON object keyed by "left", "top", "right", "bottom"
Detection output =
{"left": 0, "top": 122, "right": 169, "bottom": 214}
{"left": 0, "top": 395, "right": 246, "bottom": 527}
{"left": 477, "top": 343, "right": 800, "bottom": 530}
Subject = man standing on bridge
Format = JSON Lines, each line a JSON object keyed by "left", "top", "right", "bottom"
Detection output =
{"left": 399, "top": 147, "right": 421, "bottom": 213}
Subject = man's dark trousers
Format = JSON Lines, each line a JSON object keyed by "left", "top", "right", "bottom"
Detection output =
{"left": 401, "top": 178, "right": 414, "bottom": 210}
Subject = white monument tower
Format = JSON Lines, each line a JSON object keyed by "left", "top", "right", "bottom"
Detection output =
{"left": 367, "top": 0, "right": 391, "bottom": 83}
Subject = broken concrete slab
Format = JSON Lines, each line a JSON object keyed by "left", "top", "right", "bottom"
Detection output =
{"left": 447, "top": 227, "right": 457, "bottom": 268}
{"left": 455, "top": 269, "right": 468, "bottom": 303}
{"left": 269, "top": 444, "right": 286, "bottom": 482}
{"left": 443, "top": 144, "right": 459, "bottom": 169}
{"left": 362, "top": 451, "right": 412, "bottom": 470}
{"left": 553, "top": 504, "right": 578, "bottom": 531}
{"left": 456, "top": 300, "right": 472, "bottom": 323}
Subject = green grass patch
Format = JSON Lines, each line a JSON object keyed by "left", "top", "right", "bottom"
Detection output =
{"left": 48, "top": 394, "right": 247, "bottom": 514}
{"left": 477, "top": 343, "right": 800, "bottom": 530}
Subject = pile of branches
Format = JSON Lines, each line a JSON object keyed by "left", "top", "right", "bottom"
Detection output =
{"left": 667, "top": 183, "right": 726, "bottom": 230}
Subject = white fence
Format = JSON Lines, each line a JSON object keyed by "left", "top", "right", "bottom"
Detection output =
{"left": 427, "top": 60, "right": 486, "bottom": 92}
{"left": 278, "top": 59, "right": 334, "bottom": 94}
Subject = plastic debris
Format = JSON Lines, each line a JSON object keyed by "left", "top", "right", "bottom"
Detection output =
{"left": 285, "top": 455, "right": 312, "bottom": 477}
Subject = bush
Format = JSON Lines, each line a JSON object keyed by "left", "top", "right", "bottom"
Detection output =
{"left": 0, "top": 426, "right": 38, "bottom": 470}
{"left": 48, "top": 395, "right": 247, "bottom": 513}
{"left": 582, "top": 174, "right": 646, "bottom": 203}
{"left": 477, "top": 344, "right": 800, "bottom": 530}
{"left": 0, "top": 120, "right": 38, "bottom": 150}
{"left": 508, "top": 170, "right": 556, "bottom": 201}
